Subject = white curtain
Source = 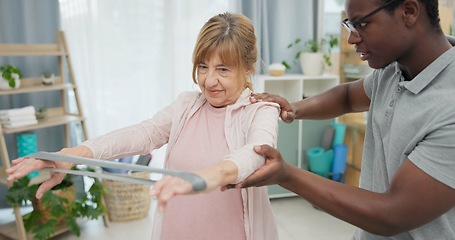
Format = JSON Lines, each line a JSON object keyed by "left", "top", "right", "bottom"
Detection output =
{"left": 240, "top": 0, "right": 314, "bottom": 74}
{"left": 58, "top": 0, "right": 239, "bottom": 142}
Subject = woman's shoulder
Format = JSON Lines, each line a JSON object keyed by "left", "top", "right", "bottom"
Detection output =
{"left": 173, "top": 91, "right": 204, "bottom": 106}
{"left": 176, "top": 91, "right": 202, "bottom": 100}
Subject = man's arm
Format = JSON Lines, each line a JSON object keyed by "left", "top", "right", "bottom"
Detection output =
{"left": 251, "top": 79, "right": 370, "bottom": 122}
{"left": 242, "top": 145, "right": 455, "bottom": 236}
{"left": 292, "top": 79, "right": 370, "bottom": 120}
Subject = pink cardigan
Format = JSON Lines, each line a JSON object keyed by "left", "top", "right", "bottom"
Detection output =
{"left": 82, "top": 89, "right": 280, "bottom": 240}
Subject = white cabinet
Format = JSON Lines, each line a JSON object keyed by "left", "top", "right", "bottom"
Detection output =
{"left": 254, "top": 74, "right": 339, "bottom": 198}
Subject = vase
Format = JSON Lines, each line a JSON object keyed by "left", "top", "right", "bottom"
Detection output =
{"left": 300, "top": 52, "right": 324, "bottom": 76}
{"left": 0, "top": 74, "right": 21, "bottom": 90}
{"left": 41, "top": 74, "right": 55, "bottom": 85}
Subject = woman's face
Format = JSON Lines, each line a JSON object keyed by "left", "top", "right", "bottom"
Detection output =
{"left": 197, "top": 54, "right": 245, "bottom": 108}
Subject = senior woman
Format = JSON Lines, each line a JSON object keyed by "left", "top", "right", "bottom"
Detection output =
{"left": 7, "top": 12, "right": 280, "bottom": 240}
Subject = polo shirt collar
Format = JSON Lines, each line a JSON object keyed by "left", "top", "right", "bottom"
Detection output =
{"left": 397, "top": 47, "right": 455, "bottom": 94}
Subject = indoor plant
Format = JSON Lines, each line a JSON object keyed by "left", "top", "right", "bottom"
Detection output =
{"left": 0, "top": 64, "right": 22, "bottom": 89}
{"left": 6, "top": 166, "right": 107, "bottom": 240}
{"left": 282, "top": 35, "right": 338, "bottom": 75}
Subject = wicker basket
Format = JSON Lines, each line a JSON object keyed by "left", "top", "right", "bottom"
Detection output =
{"left": 102, "top": 171, "right": 151, "bottom": 222}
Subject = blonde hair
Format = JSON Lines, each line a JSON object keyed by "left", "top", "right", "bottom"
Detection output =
{"left": 192, "top": 12, "right": 257, "bottom": 90}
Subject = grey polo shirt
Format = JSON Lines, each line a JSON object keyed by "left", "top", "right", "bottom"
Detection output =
{"left": 354, "top": 47, "right": 455, "bottom": 240}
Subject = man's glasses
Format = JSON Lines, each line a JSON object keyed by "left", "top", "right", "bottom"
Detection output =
{"left": 341, "top": 0, "right": 399, "bottom": 36}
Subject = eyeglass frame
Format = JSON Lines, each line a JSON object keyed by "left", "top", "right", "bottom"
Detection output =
{"left": 341, "top": 0, "right": 400, "bottom": 36}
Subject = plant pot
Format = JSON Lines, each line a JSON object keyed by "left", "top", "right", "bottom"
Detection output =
{"left": 42, "top": 74, "right": 55, "bottom": 85}
{"left": 300, "top": 52, "right": 324, "bottom": 76}
{"left": 31, "top": 184, "right": 76, "bottom": 224}
{"left": 35, "top": 108, "right": 48, "bottom": 120}
{"left": 0, "top": 77, "right": 21, "bottom": 90}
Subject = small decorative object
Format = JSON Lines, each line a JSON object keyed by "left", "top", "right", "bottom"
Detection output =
{"left": 282, "top": 36, "right": 338, "bottom": 75}
{"left": 268, "top": 63, "right": 286, "bottom": 76}
{"left": 35, "top": 107, "right": 48, "bottom": 120}
{"left": 41, "top": 71, "right": 55, "bottom": 85}
{"left": 0, "top": 64, "right": 22, "bottom": 89}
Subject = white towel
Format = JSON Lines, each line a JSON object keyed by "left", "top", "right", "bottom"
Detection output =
{"left": 0, "top": 114, "right": 37, "bottom": 123}
{"left": 0, "top": 106, "right": 36, "bottom": 118}
{"left": 2, "top": 119, "right": 38, "bottom": 128}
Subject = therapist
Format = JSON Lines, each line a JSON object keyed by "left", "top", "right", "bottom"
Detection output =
{"left": 236, "top": 0, "right": 455, "bottom": 239}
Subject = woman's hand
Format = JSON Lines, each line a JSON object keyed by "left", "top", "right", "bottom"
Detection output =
{"left": 151, "top": 160, "right": 238, "bottom": 212}
{"left": 150, "top": 175, "right": 194, "bottom": 213}
{"left": 250, "top": 92, "right": 295, "bottom": 123}
{"left": 6, "top": 145, "right": 93, "bottom": 199}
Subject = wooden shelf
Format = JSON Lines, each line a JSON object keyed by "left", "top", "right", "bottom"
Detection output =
{"left": 0, "top": 82, "right": 73, "bottom": 96}
{"left": 2, "top": 114, "right": 84, "bottom": 134}
{"left": 0, "top": 44, "right": 67, "bottom": 56}
{"left": 0, "top": 167, "right": 7, "bottom": 185}
{"left": 0, "top": 31, "right": 99, "bottom": 240}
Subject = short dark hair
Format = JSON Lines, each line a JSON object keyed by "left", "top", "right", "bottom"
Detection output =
{"left": 382, "top": 0, "right": 442, "bottom": 33}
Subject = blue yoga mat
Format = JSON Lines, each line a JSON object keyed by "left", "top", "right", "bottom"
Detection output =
{"left": 331, "top": 144, "right": 348, "bottom": 182}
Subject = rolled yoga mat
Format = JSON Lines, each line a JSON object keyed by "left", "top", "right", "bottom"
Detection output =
{"left": 331, "top": 144, "right": 348, "bottom": 182}
{"left": 331, "top": 123, "right": 346, "bottom": 147}
{"left": 307, "top": 147, "right": 334, "bottom": 178}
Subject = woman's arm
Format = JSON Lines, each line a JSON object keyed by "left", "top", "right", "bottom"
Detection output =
{"left": 6, "top": 145, "right": 93, "bottom": 198}
{"left": 7, "top": 94, "right": 182, "bottom": 199}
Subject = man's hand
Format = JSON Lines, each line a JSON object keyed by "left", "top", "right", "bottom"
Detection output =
{"left": 230, "top": 145, "right": 290, "bottom": 189}
{"left": 250, "top": 92, "right": 295, "bottom": 123}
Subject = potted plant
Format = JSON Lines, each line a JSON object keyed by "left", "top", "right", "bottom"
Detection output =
{"left": 35, "top": 107, "right": 48, "bottom": 120}
{"left": 0, "top": 64, "right": 22, "bottom": 89}
{"left": 282, "top": 35, "right": 338, "bottom": 75}
{"left": 6, "top": 166, "right": 107, "bottom": 240}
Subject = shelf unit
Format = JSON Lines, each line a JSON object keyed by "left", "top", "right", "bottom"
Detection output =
{"left": 255, "top": 74, "right": 339, "bottom": 198}
{"left": 0, "top": 31, "right": 105, "bottom": 240}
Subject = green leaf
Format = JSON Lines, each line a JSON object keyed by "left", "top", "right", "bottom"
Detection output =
{"left": 23, "top": 211, "right": 42, "bottom": 231}
{"left": 281, "top": 61, "right": 291, "bottom": 70}
{"left": 31, "top": 219, "right": 57, "bottom": 240}
{"left": 6, "top": 177, "right": 37, "bottom": 206}
{"left": 65, "top": 216, "right": 81, "bottom": 236}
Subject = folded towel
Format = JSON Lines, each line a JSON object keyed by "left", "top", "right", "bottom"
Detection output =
{"left": 0, "top": 106, "right": 36, "bottom": 118}
{"left": 0, "top": 114, "right": 37, "bottom": 123}
{"left": 2, "top": 119, "right": 38, "bottom": 128}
